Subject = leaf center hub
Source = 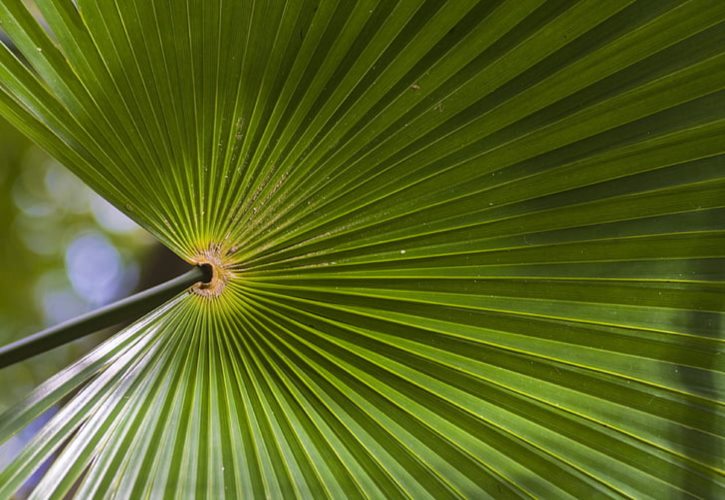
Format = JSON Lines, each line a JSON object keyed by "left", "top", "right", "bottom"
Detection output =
{"left": 190, "top": 246, "right": 234, "bottom": 298}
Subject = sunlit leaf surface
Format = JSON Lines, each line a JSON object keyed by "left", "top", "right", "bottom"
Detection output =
{"left": 1, "top": 0, "right": 724, "bottom": 497}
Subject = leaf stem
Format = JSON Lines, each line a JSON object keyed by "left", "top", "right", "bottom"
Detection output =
{"left": 0, "top": 265, "right": 211, "bottom": 369}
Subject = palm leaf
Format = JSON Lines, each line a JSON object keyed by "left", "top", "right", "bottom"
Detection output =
{"left": 1, "top": 0, "right": 724, "bottom": 497}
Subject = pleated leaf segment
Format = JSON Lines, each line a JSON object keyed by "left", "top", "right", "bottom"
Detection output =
{"left": 0, "top": 0, "right": 724, "bottom": 498}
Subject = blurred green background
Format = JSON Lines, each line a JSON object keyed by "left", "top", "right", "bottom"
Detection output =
{"left": 0, "top": 116, "right": 186, "bottom": 412}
